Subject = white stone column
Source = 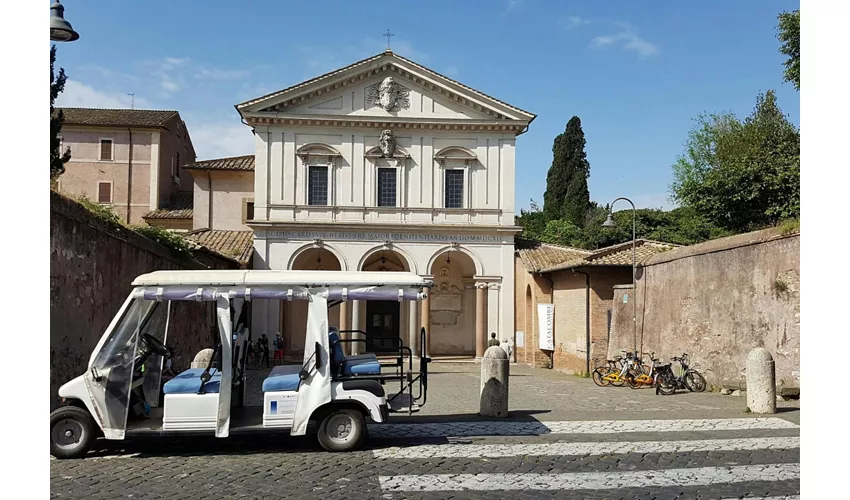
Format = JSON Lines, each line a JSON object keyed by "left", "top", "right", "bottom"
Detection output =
{"left": 351, "top": 300, "right": 363, "bottom": 355}
{"left": 487, "top": 282, "right": 501, "bottom": 341}
{"left": 475, "top": 282, "right": 489, "bottom": 359}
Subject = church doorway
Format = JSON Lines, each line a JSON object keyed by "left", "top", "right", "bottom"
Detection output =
{"left": 360, "top": 248, "right": 409, "bottom": 353}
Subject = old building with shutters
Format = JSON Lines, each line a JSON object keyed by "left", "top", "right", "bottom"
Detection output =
{"left": 237, "top": 49, "right": 535, "bottom": 358}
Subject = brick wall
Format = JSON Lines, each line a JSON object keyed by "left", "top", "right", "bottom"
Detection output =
{"left": 513, "top": 256, "right": 553, "bottom": 368}
{"left": 608, "top": 228, "right": 800, "bottom": 391}
{"left": 551, "top": 271, "right": 587, "bottom": 374}
{"left": 50, "top": 191, "right": 236, "bottom": 410}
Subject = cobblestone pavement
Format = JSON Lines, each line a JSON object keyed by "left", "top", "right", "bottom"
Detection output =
{"left": 51, "top": 363, "right": 800, "bottom": 499}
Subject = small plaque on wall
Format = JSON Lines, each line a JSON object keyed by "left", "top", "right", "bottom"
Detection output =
{"left": 516, "top": 331, "right": 524, "bottom": 347}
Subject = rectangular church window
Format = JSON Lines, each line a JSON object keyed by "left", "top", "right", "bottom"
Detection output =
{"left": 445, "top": 169, "right": 464, "bottom": 209}
{"left": 377, "top": 167, "right": 397, "bottom": 207}
{"left": 308, "top": 166, "right": 328, "bottom": 206}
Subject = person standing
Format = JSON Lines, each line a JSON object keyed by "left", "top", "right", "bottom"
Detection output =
{"left": 273, "top": 332, "right": 284, "bottom": 365}
{"left": 258, "top": 333, "right": 270, "bottom": 368}
{"left": 488, "top": 332, "right": 500, "bottom": 348}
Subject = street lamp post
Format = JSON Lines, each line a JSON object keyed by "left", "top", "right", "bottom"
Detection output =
{"left": 50, "top": 0, "right": 80, "bottom": 42}
{"left": 602, "top": 197, "right": 637, "bottom": 355}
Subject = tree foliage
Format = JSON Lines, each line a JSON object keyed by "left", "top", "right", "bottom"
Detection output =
{"left": 517, "top": 201, "right": 728, "bottom": 250}
{"left": 669, "top": 90, "right": 799, "bottom": 233}
{"left": 777, "top": 10, "right": 800, "bottom": 90}
{"left": 51, "top": 45, "right": 71, "bottom": 180}
{"left": 542, "top": 116, "right": 591, "bottom": 225}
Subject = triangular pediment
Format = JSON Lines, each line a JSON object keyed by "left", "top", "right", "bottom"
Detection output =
{"left": 236, "top": 51, "right": 535, "bottom": 124}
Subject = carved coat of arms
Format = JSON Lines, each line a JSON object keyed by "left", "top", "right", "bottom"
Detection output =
{"left": 378, "top": 129, "right": 396, "bottom": 157}
{"left": 366, "top": 76, "right": 410, "bottom": 111}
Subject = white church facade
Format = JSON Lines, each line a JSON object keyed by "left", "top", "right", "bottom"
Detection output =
{"left": 236, "top": 49, "right": 535, "bottom": 358}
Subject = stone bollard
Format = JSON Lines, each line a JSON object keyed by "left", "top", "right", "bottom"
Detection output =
{"left": 480, "top": 346, "right": 509, "bottom": 417}
{"left": 746, "top": 347, "right": 777, "bottom": 414}
{"left": 190, "top": 348, "right": 215, "bottom": 369}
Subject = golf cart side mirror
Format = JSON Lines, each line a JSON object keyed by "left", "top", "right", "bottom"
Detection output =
{"left": 90, "top": 366, "right": 102, "bottom": 382}
{"left": 299, "top": 369, "right": 309, "bottom": 381}
{"left": 200, "top": 371, "right": 212, "bottom": 383}
{"left": 314, "top": 342, "right": 322, "bottom": 368}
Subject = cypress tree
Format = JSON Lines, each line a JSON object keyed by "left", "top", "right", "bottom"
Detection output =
{"left": 542, "top": 116, "right": 591, "bottom": 225}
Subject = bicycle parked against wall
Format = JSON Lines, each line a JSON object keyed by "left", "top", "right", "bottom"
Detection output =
{"left": 626, "top": 352, "right": 663, "bottom": 389}
{"left": 655, "top": 353, "right": 707, "bottom": 395}
{"left": 593, "top": 351, "right": 639, "bottom": 387}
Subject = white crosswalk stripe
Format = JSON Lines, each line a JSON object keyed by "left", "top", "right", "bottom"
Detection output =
{"left": 368, "top": 417, "right": 798, "bottom": 439}
{"left": 378, "top": 463, "right": 800, "bottom": 492}
{"left": 372, "top": 436, "right": 800, "bottom": 459}
{"left": 374, "top": 417, "right": 800, "bottom": 497}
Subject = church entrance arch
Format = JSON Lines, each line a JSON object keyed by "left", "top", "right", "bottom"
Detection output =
{"left": 429, "top": 249, "right": 476, "bottom": 356}
{"left": 283, "top": 247, "right": 342, "bottom": 357}
{"left": 360, "top": 248, "right": 410, "bottom": 352}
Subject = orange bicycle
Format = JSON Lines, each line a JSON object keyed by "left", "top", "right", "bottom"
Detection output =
{"left": 626, "top": 352, "right": 662, "bottom": 389}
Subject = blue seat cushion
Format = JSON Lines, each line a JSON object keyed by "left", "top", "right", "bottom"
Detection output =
{"left": 262, "top": 365, "right": 302, "bottom": 392}
{"left": 346, "top": 353, "right": 378, "bottom": 363}
{"left": 341, "top": 358, "right": 381, "bottom": 376}
{"left": 163, "top": 368, "right": 221, "bottom": 395}
{"left": 328, "top": 331, "right": 345, "bottom": 364}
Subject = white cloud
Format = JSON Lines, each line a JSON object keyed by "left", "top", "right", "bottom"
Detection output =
{"left": 196, "top": 67, "right": 251, "bottom": 80}
{"left": 160, "top": 78, "right": 181, "bottom": 93}
{"left": 506, "top": 0, "right": 526, "bottom": 12}
{"left": 564, "top": 16, "right": 591, "bottom": 28}
{"left": 590, "top": 23, "right": 659, "bottom": 59}
{"left": 184, "top": 119, "right": 255, "bottom": 160}
{"left": 56, "top": 80, "right": 153, "bottom": 109}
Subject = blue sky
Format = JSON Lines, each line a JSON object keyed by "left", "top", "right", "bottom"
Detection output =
{"left": 53, "top": 0, "right": 800, "bottom": 212}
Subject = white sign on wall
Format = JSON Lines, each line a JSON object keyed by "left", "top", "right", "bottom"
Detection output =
{"left": 537, "top": 304, "right": 555, "bottom": 351}
{"left": 516, "top": 331, "right": 524, "bottom": 347}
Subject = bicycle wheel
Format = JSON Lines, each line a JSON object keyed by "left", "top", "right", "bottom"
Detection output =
{"left": 626, "top": 369, "right": 642, "bottom": 389}
{"left": 684, "top": 370, "right": 707, "bottom": 392}
{"left": 656, "top": 371, "right": 677, "bottom": 395}
{"left": 592, "top": 368, "right": 610, "bottom": 387}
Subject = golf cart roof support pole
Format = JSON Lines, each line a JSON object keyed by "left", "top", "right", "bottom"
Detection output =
{"left": 214, "top": 295, "right": 233, "bottom": 438}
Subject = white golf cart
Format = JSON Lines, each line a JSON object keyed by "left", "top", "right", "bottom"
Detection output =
{"left": 50, "top": 270, "right": 432, "bottom": 459}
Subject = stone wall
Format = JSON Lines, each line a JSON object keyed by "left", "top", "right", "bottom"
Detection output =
{"left": 50, "top": 191, "right": 235, "bottom": 410}
{"left": 608, "top": 227, "right": 800, "bottom": 391}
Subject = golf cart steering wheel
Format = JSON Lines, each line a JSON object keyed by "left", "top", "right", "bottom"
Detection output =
{"left": 141, "top": 333, "right": 169, "bottom": 357}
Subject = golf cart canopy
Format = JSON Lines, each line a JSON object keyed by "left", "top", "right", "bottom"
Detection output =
{"left": 130, "top": 270, "right": 431, "bottom": 302}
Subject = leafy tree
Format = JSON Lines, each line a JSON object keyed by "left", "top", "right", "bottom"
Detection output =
{"left": 542, "top": 116, "right": 591, "bottom": 225}
{"left": 51, "top": 45, "right": 71, "bottom": 180}
{"left": 777, "top": 10, "right": 800, "bottom": 90}
{"left": 515, "top": 199, "right": 548, "bottom": 241}
{"left": 670, "top": 90, "right": 799, "bottom": 232}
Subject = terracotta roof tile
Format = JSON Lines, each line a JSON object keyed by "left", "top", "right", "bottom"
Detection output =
{"left": 185, "top": 229, "right": 253, "bottom": 266}
{"left": 515, "top": 238, "right": 591, "bottom": 273}
{"left": 57, "top": 108, "right": 179, "bottom": 128}
{"left": 537, "top": 239, "right": 679, "bottom": 273}
{"left": 143, "top": 191, "right": 193, "bottom": 220}
{"left": 184, "top": 155, "right": 254, "bottom": 171}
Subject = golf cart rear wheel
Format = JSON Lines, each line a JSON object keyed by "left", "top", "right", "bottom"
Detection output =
{"left": 317, "top": 408, "right": 366, "bottom": 452}
{"left": 50, "top": 406, "right": 95, "bottom": 459}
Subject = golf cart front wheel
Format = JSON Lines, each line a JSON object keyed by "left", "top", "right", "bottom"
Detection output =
{"left": 50, "top": 405, "right": 95, "bottom": 459}
{"left": 317, "top": 408, "right": 366, "bottom": 452}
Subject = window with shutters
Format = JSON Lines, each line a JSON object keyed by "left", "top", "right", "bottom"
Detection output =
{"left": 377, "top": 168, "right": 397, "bottom": 207}
{"left": 97, "top": 182, "right": 112, "bottom": 204}
{"left": 308, "top": 166, "right": 329, "bottom": 206}
{"left": 99, "top": 139, "right": 113, "bottom": 161}
{"left": 444, "top": 169, "right": 465, "bottom": 209}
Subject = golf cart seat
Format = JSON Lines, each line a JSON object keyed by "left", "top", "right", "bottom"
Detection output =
{"left": 328, "top": 330, "right": 381, "bottom": 376}
{"left": 163, "top": 368, "right": 222, "bottom": 394}
{"left": 262, "top": 365, "right": 302, "bottom": 392}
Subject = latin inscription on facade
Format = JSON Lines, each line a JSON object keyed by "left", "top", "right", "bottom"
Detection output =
{"left": 263, "top": 231, "right": 504, "bottom": 244}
